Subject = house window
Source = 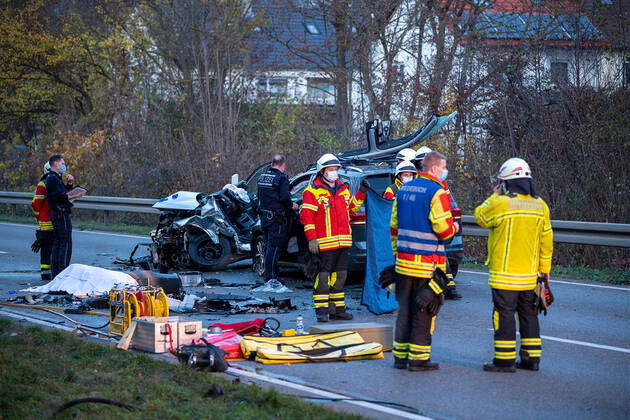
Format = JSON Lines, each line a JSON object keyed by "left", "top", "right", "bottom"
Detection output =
{"left": 257, "top": 78, "right": 288, "bottom": 96}
{"left": 304, "top": 23, "right": 320, "bottom": 35}
{"left": 623, "top": 62, "right": 630, "bottom": 87}
{"left": 307, "top": 79, "right": 335, "bottom": 105}
{"left": 550, "top": 61, "right": 568, "bottom": 84}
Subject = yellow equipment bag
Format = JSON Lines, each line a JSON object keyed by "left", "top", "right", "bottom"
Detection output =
{"left": 240, "top": 331, "right": 384, "bottom": 364}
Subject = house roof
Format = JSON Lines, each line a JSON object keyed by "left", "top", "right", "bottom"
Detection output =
{"left": 247, "top": 0, "right": 343, "bottom": 72}
{"left": 457, "top": 0, "right": 613, "bottom": 47}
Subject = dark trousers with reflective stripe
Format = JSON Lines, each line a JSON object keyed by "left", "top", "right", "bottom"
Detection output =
{"left": 39, "top": 233, "right": 53, "bottom": 281}
{"left": 51, "top": 210, "right": 72, "bottom": 279}
{"left": 393, "top": 274, "right": 436, "bottom": 365}
{"left": 492, "top": 288, "right": 541, "bottom": 366}
{"left": 313, "top": 248, "right": 349, "bottom": 314}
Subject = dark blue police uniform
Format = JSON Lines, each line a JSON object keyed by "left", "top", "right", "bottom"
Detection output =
{"left": 257, "top": 167, "right": 292, "bottom": 281}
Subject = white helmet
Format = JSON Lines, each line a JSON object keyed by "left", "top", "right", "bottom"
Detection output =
{"left": 415, "top": 146, "right": 432, "bottom": 161}
{"left": 396, "top": 148, "right": 416, "bottom": 161}
{"left": 395, "top": 160, "right": 416, "bottom": 176}
{"left": 43, "top": 162, "right": 51, "bottom": 174}
{"left": 316, "top": 153, "right": 341, "bottom": 172}
{"left": 497, "top": 158, "right": 532, "bottom": 180}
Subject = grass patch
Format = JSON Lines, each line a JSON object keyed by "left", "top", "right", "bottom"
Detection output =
{"left": 0, "top": 319, "right": 360, "bottom": 419}
{"left": 459, "top": 258, "right": 629, "bottom": 285}
{"left": 0, "top": 213, "right": 152, "bottom": 236}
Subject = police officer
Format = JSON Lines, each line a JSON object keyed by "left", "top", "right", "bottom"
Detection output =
{"left": 257, "top": 154, "right": 297, "bottom": 285}
{"left": 46, "top": 154, "right": 83, "bottom": 279}
{"left": 390, "top": 151, "right": 459, "bottom": 371}
{"left": 475, "top": 158, "right": 553, "bottom": 373}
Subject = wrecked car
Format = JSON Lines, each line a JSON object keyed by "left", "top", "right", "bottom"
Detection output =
{"left": 147, "top": 184, "right": 258, "bottom": 271}
{"left": 241, "top": 112, "right": 464, "bottom": 277}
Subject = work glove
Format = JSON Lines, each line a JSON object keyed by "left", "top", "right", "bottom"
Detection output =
{"left": 31, "top": 238, "right": 41, "bottom": 253}
{"left": 426, "top": 294, "right": 445, "bottom": 316}
{"left": 415, "top": 268, "right": 449, "bottom": 312}
{"left": 308, "top": 239, "right": 320, "bottom": 255}
{"left": 378, "top": 265, "right": 396, "bottom": 289}
{"left": 535, "top": 275, "right": 554, "bottom": 316}
{"left": 359, "top": 179, "right": 370, "bottom": 193}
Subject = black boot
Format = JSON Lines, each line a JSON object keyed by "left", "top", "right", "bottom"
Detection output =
{"left": 444, "top": 285, "right": 462, "bottom": 300}
{"left": 394, "top": 357, "right": 408, "bottom": 370}
{"left": 315, "top": 309, "right": 328, "bottom": 323}
{"left": 409, "top": 360, "right": 439, "bottom": 371}
{"left": 483, "top": 362, "right": 516, "bottom": 373}
{"left": 516, "top": 350, "right": 540, "bottom": 371}
{"left": 330, "top": 309, "right": 353, "bottom": 320}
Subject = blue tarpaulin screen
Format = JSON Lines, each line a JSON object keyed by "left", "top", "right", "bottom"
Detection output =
{"left": 361, "top": 189, "right": 398, "bottom": 314}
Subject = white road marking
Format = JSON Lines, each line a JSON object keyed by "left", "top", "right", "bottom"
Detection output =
{"left": 460, "top": 270, "right": 630, "bottom": 291}
{"left": 0, "top": 251, "right": 7, "bottom": 254}
{"left": 486, "top": 329, "right": 630, "bottom": 354}
{"left": 0, "top": 221, "right": 146, "bottom": 239}
{"left": 227, "top": 367, "right": 432, "bottom": 420}
{"left": 540, "top": 335, "right": 630, "bottom": 354}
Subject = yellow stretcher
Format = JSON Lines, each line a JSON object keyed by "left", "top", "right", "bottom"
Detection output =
{"left": 240, "top": 331, "right": 384, "bottom": 364}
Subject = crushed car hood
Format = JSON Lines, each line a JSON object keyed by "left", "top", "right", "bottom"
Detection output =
{"left": 153, "top": 191, "right": 201, "bottom": 211}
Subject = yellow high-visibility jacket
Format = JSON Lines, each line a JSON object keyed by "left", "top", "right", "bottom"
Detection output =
{"left": 475, "top": 192, "right": 553, "bottom": 291}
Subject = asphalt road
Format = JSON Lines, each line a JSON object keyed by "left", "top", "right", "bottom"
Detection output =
{"left": 1, "top": 222, "right": 629, "bottom": 420}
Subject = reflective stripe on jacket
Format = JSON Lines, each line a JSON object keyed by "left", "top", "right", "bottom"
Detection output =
{"left": 31, "top": 176, "right": 53, "bottom": 231}
{"left": 300, "top": 176, "right": 365, "bottom": 251}
{"left": 390, "top": 173, "right": 456, "bottom": 278}
{"left": 383, "top": 178, "right": 403, "bottom": 200}
{"left": 475, "top": 192, "right": 553, "bottom": 291}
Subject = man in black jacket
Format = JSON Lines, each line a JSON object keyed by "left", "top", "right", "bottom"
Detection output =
{"left": 257, "top": 154, "right": 297, "bottom": 284}
{"left": 45, "top": 154, "right": 83, "bottom": 279}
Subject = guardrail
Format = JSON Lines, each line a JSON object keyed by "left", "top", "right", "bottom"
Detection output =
{"left": 2, "top": 191, "right": 629, "bottom": 247}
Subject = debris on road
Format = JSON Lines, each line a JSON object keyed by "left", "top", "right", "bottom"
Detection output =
{"left": 23, "top": 264, "right": 137, "bottom": 296}
{"left": 252, "top": 279, "right": 292, "bottom": 293}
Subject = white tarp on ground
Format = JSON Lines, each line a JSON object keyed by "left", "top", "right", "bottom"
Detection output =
{"left": 22, "top": 264, "right": 137, "bottom": 296}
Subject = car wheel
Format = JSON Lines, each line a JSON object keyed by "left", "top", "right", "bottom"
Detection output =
{"left": 251, "top": 234, "right": 265, "bottom": 277}
{"left": 187, "top": 233, "right": 231, "bottom": 270}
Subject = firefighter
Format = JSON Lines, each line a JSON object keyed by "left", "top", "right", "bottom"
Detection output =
{"left": 300, "top": 153, "right": 367, "bottom": 322}
{"left": 257, "top": 154, "right": 298, "bottom": 285}
{"left": 390, "top": 151, "right": 458, "bottom": 371}
{"left": 30, "top": 162, "right": 53, "bottom": 281}
{"left": 415, "top": 146, "right": 462, "bottom": 299}
{"left": 46, "top": 154, "right": 83, "bottom": 279}
{"left": 475, "top": 158, "right": 553, "bottom": 373}
{"left": 413, "top": 146, "right": 433, "bottom": 172}
{"left": 395, "top": 148, "right": 416, "bottom": 164}
{"left": 383, "top": 160, "right": 416, "bottom": 200}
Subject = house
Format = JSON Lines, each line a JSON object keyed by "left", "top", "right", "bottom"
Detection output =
{"left": 246, "top": 0, "right": 340, "bottom": 105}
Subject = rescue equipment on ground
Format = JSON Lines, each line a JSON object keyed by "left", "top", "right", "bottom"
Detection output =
{"left": 193, "top": 331, "right": 244, "bottom": 360}
{"left": 240, "top": 331, "right": 384, "bottom": 364}
{"left": 310, "top": 322, "right": 393, "bottom": 351}
{"left": 108, "top": 286, "right": 169, "bottom": 335}
{"left": 175, "top": 343, "right": 229, "bottom": 372}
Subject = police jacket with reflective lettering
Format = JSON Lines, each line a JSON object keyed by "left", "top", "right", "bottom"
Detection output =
{"left": 257, "top": 167, "right": 292, "bottom": 213}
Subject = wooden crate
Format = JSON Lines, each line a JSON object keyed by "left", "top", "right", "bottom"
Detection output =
{"left": 132, "top": 316, "right": 202, "bottom": 353}
{"left": 310, "top": 322, "right": 393, "bottom": 351}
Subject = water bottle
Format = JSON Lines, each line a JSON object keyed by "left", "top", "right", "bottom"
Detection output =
{"left": 296, "top": 315, "right": 305, "bottom": 335}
